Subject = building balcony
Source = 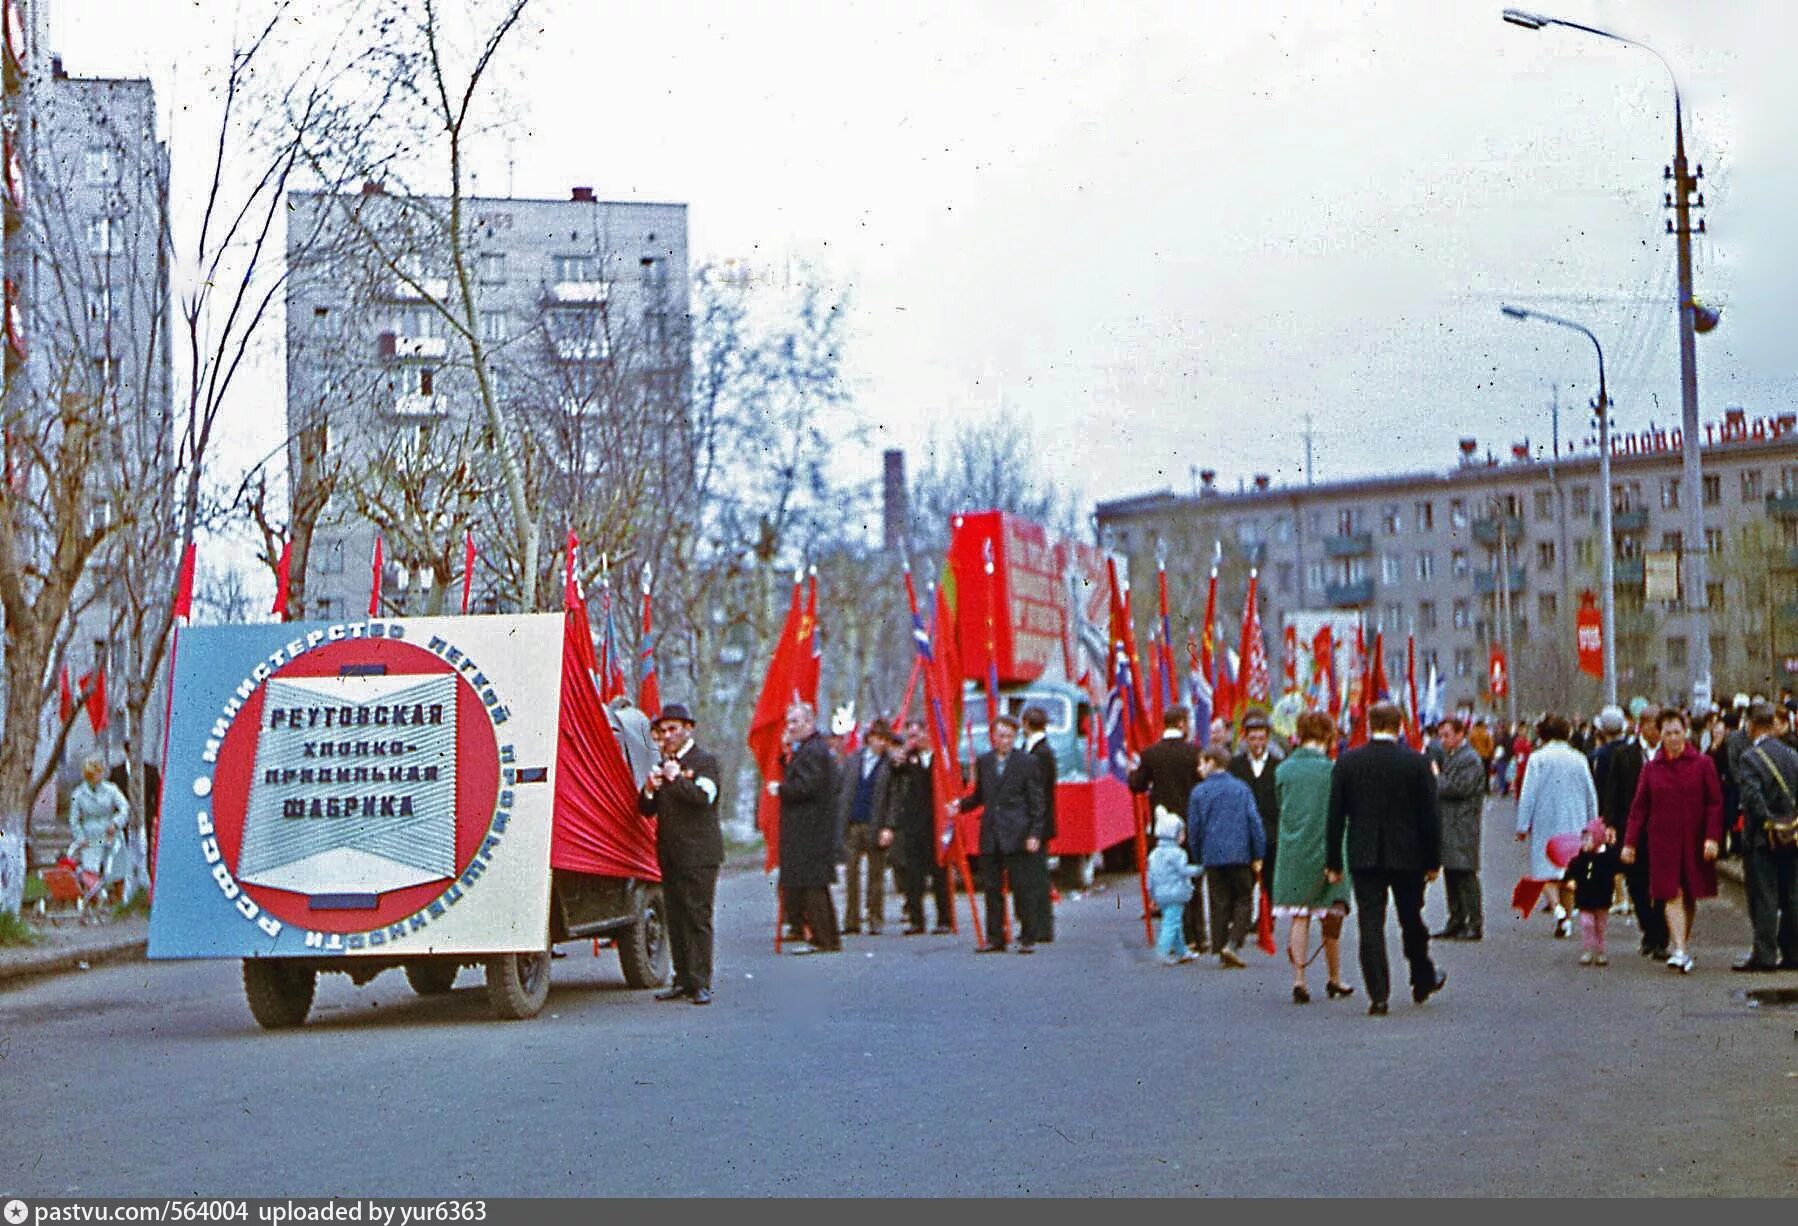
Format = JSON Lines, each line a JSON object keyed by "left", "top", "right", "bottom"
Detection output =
{"left": 1766, "top": 492, "right": 1798, "bottom": 518}
{"left": 1610, "top": 507, "right": 1649, "bottom": 532}
{"left": 545, "top": 280, "right": 608, "bottom": 306}
{"left": 1325, "top": 578, "right": 1374, "bottom": 607}
{"left": 1472, "top": 515, "right": 1524, "bottom": 546}
{"left": 1613, "top": 557, "right": 1644, "bottom": 585}
{"left": 378, "top": 332, "right": 448, "bottom": 360}
{"left": 1474, "top": 566, "right": 1526, "bottom": 595}
{"left": 386, "top": 276, "right": 451, "bottom": 303}
{"left": 1323, "top": 532, "right": 1372, "bottom": 558}
{"left": 390, "top": 393, "right": 448, "bottom": 418}
{"left": 552, "top": 335, "right": 609, "bottom": 363}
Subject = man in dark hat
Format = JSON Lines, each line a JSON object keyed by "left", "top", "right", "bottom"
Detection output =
{"left": 637, "top": 703, "right": 724, "bottom": 1004}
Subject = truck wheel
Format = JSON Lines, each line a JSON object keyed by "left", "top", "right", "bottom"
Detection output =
{"left": 242, "top": 959, "right": 316, "bottom": 1030}
{"left": 1055, "top": 853, "right": 1095, "bottom": 892}
{"left": 484, "top": 949, "right": 551, "bottom": 1020}
{"left": 616, "top": 885, "right": 671, "bottom": 989}
{"left": 403, "top": 959, "right": 460, "bottom": 996}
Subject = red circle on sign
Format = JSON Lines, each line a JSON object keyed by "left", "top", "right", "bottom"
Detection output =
{"left": 208, "top": 634, "right": 500, "bottom": 933}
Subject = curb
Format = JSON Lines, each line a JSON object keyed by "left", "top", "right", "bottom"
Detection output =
{"left": 0, "top": 935, "right": 149, "bottom": 991}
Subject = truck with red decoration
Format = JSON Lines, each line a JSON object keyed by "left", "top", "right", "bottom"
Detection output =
{"left": 943, "top": 510, "right": 1137, "bottom": 886}
{"left": 146, "top": 609, "right": 672, "bottom": 1028}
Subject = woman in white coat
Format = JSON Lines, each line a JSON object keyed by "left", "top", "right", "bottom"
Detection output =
{"left": 1515, "top": 714, "right": 1598, "bottom": 937}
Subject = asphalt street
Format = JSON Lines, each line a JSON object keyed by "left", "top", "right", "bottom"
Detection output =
{"left": 1, "top": 798, "right": 1793, "bottom": 1197}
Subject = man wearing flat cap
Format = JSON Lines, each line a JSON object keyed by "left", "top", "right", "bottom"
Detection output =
{"left": 638, "top": 703, "right": 724, "bottom": 1005}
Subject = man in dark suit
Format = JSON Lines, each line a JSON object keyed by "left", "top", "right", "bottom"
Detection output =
{"left": 955, "top": 713, "right": 1046, "bottom": 953}
{"left": 769, "top": 701, "right": 842, "bottom": 953}
{"left": 1734, "top": 702, "right": 1798, "bottom": 972}
{"left": 835, "top": 719, "right": 896, "bottom": 934}
{"left": 884, "top": 718, "right": 954, "bottom": 934}
{"left": 1327, "top": 701, "right": 1447, "bottom": 1015}
{"left": 637, "top": 704, "right": 724, "bottom": 1004}
{"left": 1229, "top": 709, "right": 1284, "bottom": 913}
{"left": 1604, "top": 707, "right": 1668, "bottom": 959}
{"left": 1130, "top": 704, "right": 1204, "bottom": 951}
{"left": 1020, "top": 705, "right": 1058, "bottom": 943}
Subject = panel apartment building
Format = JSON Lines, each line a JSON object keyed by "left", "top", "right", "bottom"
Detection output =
{"left": 284, "top": 185, "right": 688, "bottom": 619}
{"left": 1095, "top": 413, "right": 1798, "bottom": 716}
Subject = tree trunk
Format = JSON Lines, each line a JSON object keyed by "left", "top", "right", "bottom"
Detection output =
{"left": 0, "top": 622, "right": 51, "bottom": 916}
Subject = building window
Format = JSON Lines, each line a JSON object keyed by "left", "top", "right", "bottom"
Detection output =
{"left": 1382, "top": 554, "right": 1402, "bottom": 585}
{"left": 1414, "top": 501, "right": 1434, "bottom": 531}
{"left": 86, "top": 217, "right": 119, "bottom": 255}
{"left": 319, "top": 540, "right": 345, "bottom": 574}
{"left": 1666, "top": 636, "right": 1687, "bottom": 670}
{"left": 1416, "top": 551, "right": 1435, "bottom": 582}
{"left": 1451, "top": 550, "right": 1469, "bottom": 580}
{"left": 1383, "top": 602, "right": 1404, "bottom": 630}
{"left": 1614, "top": 482, "right": 1641, "bottom": 512}
{"left": 1536, "top": 540, "right": 1555, "bottom": 572}
{"left": 1784, "top": 466, "right": 1798, "bottom": 495}
{"left": 1574, "top": 538, "right": 1595, "bottom": 568}
{"left": 416, "top": 367, "right": 435, "bottom": 396}
{"left": 313, "top": 597, "right": 337, "bottom": 620}
{"left": 1418, "top": 600, "right": 1438, "bottom": 631}
{"left": 1618, "top": 534, "right": 1639, "bottom": 559}
{"left": 1659, "top": 531, "right": 1683, "bottom": 554}
{"left": 552, "top": 254, "right": 600, "bottom": 283}
{"left": 1449, "top": 499, "right": 1468, "bottom": 530}
{"left": 1660, "top": 477, "right": 1681, "bottom": 510}
{"left": 1453, "top": 599, "right": 1471, "bottom": 630}
{"left": 83, "top": 147, "right": 115, "bottom": 184}
{"left": 479, "top": 310, "right": 509, "bottom": 342}
{"left": 1273, "top": 515, "right": 1293, "bottom": 544}
{"left": 1711, "top": 635, "right": 1728, "bottom": 672}
{"left": 1422, "top": 649, "right": 1440, "bottom": 676}
{"left": 1454, "top": 648, "right": 1473, "bottom": 678}
{"left": 1570, "top": 486, "right": 1590, "bottom": 517}
{"left": 1741, "top": 470, "right": 1764, "bottom": 502}
{"left": 1382, "top": 504, "right": 1403, "bottom": 535}
{"left": 1705, "top": 527, "right": 1723, "bottom": 555}
{"left": 1538, "top": 592, "right": 1557, "bottom": 622}
{"left": 1275, "top": 563, "right": 1293, "bottom": 594}
{"left": 1706, "top": 581, "right": 1724, "bottom": 611}
{"left": 476, "top": 252, "right": 507, "bottom": 285}
{"left": 1702, "top": 474, "right": 1721, "bottom": 506}
{"left": 1337, "top": 507, "right": 1363, "bottom": 535}
{"left": 1534, "top": 490, "right": 1554, "bottom": 522}
{"left": 1305, "top": 561, "right": 1324, "bottom": 593}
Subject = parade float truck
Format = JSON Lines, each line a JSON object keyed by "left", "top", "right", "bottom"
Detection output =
{"left": 946, "top": 510, "right": 1135, "bottom": 887}
{"left": 148, "top": 610, "right": 670, "bottom": 1028}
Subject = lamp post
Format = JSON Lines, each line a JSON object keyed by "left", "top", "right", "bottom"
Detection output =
{"left": 1502, "top": 305, "right": 1616, "bottom": 707}
{"left": 1503, "top": 7, "right": 1712, "bottom": 709}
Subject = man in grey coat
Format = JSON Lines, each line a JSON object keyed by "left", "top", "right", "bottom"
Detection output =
{"left": 1432, "top": 716, "right": 1486, "bottom": 940}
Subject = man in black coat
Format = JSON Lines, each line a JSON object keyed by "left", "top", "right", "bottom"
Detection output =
{"left": 884, "top": 719, "right": 954, "bottom": 934}
{"left": 1020, "top": 705, "right": 1058, "bottom": 943}
{"left": 1604, "top": 707, "right": 1668, "bottom": 959}
{"left": 1327, "top": 702, "right": 1447, "bottom": 1015}
{"left": 1734, "top": 702, "right": 1798, "bottom": 971}
{"left": 1229, "top": 709, "right": 1284, "bottom": 914}
{"left": 637, "top": 704, "right": 724, "bottom": 1004}
{"left": 770, "top": 701, "right": 842, "bottom": 953}
{"left": 955, "top": 713, "right": 1046, "bottom": 953}
{"left": 1130, "top": 704, "right": 1204, "bottom": 951}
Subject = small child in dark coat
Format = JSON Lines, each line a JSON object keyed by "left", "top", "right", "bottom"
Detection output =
{"left": 1565, "top": 818, "right": 1615, "bottom": 966}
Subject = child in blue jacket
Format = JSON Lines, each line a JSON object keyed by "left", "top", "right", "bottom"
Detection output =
{"left": 1148, "top": 808, "right": 1202, "bottom": 964}
{"left": 1188, "top": 746, "right": 1267, "bottom": 966}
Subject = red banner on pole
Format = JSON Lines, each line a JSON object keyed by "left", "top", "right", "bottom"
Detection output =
{"left": 1576, "top": 591, "right": 1603, "bottom": 679}
{"left": 1488, "top": 643, "right": 1509, "bottom": 698}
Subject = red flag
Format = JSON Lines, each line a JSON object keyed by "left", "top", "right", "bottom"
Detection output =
{"left": 368, "top": 534, "right": 383, "bottom": 617}
{"left": 59, "top": 664, "right": 73, "bottom": 724}
{"left": 1310, "top": 626, "right": 1337, "bottom": 717}
{"left": 563, "top": 530, "right": 580, "bottom": 610}
{"left": 1576, "top": 591, "right": 1603, "bottom": 679}
{"left": 748, "top": 575, "right": 807, "bottom": 872}
{"left": 932, "top": 575, "right": 964, "bottom": 748}
{"left": 1346, "top": 623, "right": 1368, "bottom": 747}
{"left": 1256, "top": 886, "right": 1277, "bottom": 956}
{"left": 798, "top": 569, "right": 821, "bottom": 707}
{"left": 172, "top": 541, "right": 197, "bottom": 622}
{"left": 1237, "top": 570, "right": 1270, "bottom": 720}
{"left": 1199, "top": 562, "right": 1217, "bottom": 691}
{"left": 1281, "top": 624, "right": 1298, "bottom": 695}
{"left": 1155, "top": 561, "right": 1177, "bottom": 710}
{"left": 1368, "top": 631, "right": 1390, "bottom": 704}
{"left": 1488, "top": 643, "right": 1509, "bottom": 698}
{"left": 460, "top": 530, "right": 476, "bottom": 615}
{"left": 1405, "top": 634, "right": 1423, "bottom": 749}
{"left": 637, "top": 563, "right": 661, "bottom": 715}
{"left": 80, "top": 667, "right": 107, "bottom": 734}
{"left": 271, "top": 539, "right": 292, "bottom": 620}
{"left": 1105, "top": 558, "right": 1152, "bottom": 753}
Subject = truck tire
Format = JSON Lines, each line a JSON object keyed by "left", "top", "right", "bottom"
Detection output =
{"left": 403, "top": 959, "right": 460, "bottom": 996}
{"left": 616, "top": 885, "right": 671, "bottom": 989}
{"left": 484, "top": 950, "right": 551, "bottom": 1020}
{"left": 242, "top": 959, "right": 316, "bottom": 1030}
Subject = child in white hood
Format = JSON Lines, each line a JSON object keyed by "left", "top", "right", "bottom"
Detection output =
{"left": 1148, "top": 807, "right": 1202, "bottom": 964}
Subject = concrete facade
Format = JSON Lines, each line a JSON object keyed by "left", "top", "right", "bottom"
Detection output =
{"left": 1096, "top": 415, "right": 1798, "bottom": 715}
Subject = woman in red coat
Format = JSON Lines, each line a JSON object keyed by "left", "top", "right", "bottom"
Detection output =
{"left": 1621, "top": 709, "right": 1723, "bottom": 974}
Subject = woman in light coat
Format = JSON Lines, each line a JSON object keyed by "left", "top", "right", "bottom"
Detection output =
{"left": 66, "top": 756, "right": 128, "bottom": 894}
{"left": 1515, "top": 714, "right": 1598, "bottom": 937}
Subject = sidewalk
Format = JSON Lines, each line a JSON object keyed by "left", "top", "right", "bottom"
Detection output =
{"left": 0, "top": 910, "right": 149, "bottom": 990}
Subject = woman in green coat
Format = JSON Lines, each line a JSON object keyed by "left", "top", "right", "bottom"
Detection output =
{"left": 1272, "top": 712, "right": 1354, "bottom": 1004}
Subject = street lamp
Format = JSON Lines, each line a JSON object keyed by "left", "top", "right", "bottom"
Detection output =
{"left": 1502, "top": 8, "right": 1713, "bottom": 709}
{"left": 1502, "top": 304, "right": 1616, "bottom": 707}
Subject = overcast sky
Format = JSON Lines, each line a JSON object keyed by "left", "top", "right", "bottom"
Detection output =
{"left": 57, "top": 0, "right": 1796, "bottom": 522}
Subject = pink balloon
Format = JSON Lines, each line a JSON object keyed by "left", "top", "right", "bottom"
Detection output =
{"left": 1546, "top": 832, "right": 1583, "bottom": 869}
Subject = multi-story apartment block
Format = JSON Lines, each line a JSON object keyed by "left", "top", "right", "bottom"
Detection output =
{"left": 284, "top": 185, "right": 689, "bottom": 619}
{"left": 1096, "top": 413, "right": 1798, "bottom": 715}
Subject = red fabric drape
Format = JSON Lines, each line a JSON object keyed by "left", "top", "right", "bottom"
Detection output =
{"left": 549, "top": 603, "right": 660, "bottom": 881}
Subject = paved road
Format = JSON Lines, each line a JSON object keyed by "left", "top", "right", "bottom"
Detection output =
{"left": 2, "top": 799, "right": 1794, "bottom": 1197}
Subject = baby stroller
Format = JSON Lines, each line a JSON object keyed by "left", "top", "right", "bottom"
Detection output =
{"left": 40, "top": 832, "right": 125, "bottom": 920}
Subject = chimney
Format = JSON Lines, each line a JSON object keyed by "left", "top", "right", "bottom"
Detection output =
{"left": 882, "top": 449, "right": 908, "bottom": 555}
{"left": 1199, "top": 469, "right": 1217, "bottom": 499}
{"left": 1253, "top": 474, "right": 1271, "bottom": 492}
{"left": 571, "top": 186, "right": 596, "bottom": 203}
